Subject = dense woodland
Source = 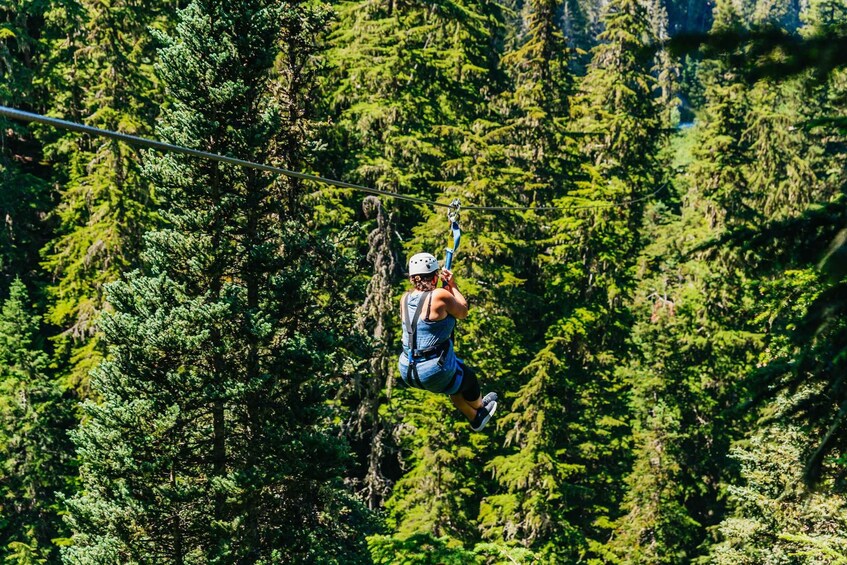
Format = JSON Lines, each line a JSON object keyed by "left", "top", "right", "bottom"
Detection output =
{"left": 2, "top": 0, "right": 847, "bottom": 562}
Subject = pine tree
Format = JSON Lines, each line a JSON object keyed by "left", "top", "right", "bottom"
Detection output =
{"left": 0, "top": 1, "right": 52, "bottom": 290}
{"left": 741, "top": 0, "right": 831, "bottom": 219}
{"left": 708, "top": 398, "right": 847, "bottom": 564}
{"left": 730, "top": 0, "right": 847, "bottom": 488}
{"left": 63, "top": 1, "right": 371, "bottom": 561}
{"left": 573, "top": 0, "right": 659, "bottom": 181}
{"left": 648, "top": 0, "right": 681, "bottom": 128}
{"left": 560, "top": 0, "right": 603, "bottom": 63}
{"left": 742, "top": 79, "right": 824, "bottom": 219}
{"left": 419, "top": 0, "right": 562, "bottom": 402}
{"left": 674, "top": 0, "right": 847, "bottom": 502}
{"left": 39, "top": 0, "right": 169, "bottom": 394}
{"left": 371, "top": 0, "right": 581, "bottom": 556}
{"left": 481, "top": 0, "right": 664, "bottom": 559}
{"left": 751, "top": 0, "right": 803, "bottom": 30}
{"left": 608, "top": 2, "right": 773, "bottom": 560}
{"left": 323, "top": 0, "right": 499, "bottom": 224}
{"left": 802, "top": 0, "right": 847, "bottom": 30}
{"left": 690, "top": 0, "right": 754, "bottom": 228}
{"left": 607, "top": 190, "right": 762, "bottom": 563}
{"left": 468, "top": 0, "right": 577, "bottom": 554}
{"left": 0, "top": 278, "right": 73, "bottom": 563}
{"left": 444, "top": 0, "right": 576, "bottom": 260}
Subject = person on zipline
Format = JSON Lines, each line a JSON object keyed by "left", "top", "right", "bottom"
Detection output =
{"left": 399, "top": 253, "right": 497, "bottom": 431}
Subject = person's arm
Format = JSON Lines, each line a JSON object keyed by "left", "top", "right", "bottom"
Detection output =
{"left": 437, "top": 269, "right": 468, "bottom": 320}
{"left": 399, "top": 292, "right": 408, "bottom": 326}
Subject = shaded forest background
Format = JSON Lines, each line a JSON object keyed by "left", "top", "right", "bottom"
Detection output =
{"left": 2, "top": 0, "right": 847, "bottom": 562}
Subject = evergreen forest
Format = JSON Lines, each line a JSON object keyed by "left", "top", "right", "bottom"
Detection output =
{"left": 3, "top": 0, "right": 847, "bottom": 562}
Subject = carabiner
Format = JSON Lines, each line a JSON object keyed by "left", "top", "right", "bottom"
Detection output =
{"left": 443, "top": 199, "right": 462, "bottom": 272}
{"left": 447, "top": 198, "right": 461, "bottom": 224}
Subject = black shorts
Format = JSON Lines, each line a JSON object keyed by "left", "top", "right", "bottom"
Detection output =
{"left": 456, "top": 360, "right": 480, "bottom": 402}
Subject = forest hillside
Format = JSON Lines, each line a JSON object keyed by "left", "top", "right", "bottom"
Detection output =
{"left": 2, "top": 0, "right": 847, "bottom": 563}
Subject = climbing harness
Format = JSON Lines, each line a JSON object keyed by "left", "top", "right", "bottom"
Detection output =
{"left": 401, "top": 290, "right": 457, "bottom": 393}
{"left": 402, "top": 291, "right": 433, "bottom": 388}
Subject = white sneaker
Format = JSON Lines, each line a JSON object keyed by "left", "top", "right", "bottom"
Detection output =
{"left": 471, "top": 401, "right": 497, "bottom": 431}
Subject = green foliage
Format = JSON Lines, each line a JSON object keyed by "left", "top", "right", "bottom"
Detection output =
{"left": 605, "top": 11, "right": 770, "bottom": 550}
{"left": 39, "top": 0, "right": 167, "bottom": 393}
{"left": 368, "top": 532, "right": 541, "bottom": 564}
{"left": 688, "top": 1, "right": 753, "bottom": 228}
{"left": 696, "top": 0, "right": 847, "bottom": 488}
{"left": 741, "top": 221, "right": 847, "bottom": 484}
{"left": 0, "top": 279, "right": 74, "bottom": 563}
{"left": 481, "top": 0, "right": 666, "bottom": 559}
{"left": 803, "top": 0, "right": 847, "bottom": 32}
{"left": 742, "top": 78, "right": 823, "bottom": 219}
{"left": 4, "top": 0, "right": 847, "bottom": 562}
{"left": 0, "top": 1, "right": 52, "bottom": 289}
{"left": 467, "top": 2, "right": 579, "bottom": 554}
{"left": 609, "top": 193, "right": 763, "bottom": 562}
{"left": 384, "top": 387, "right": 485, "bottom": 542}
{"left": 573, "top": 0, "right": 659, "bottom": 176}
{"left": 350, "top": 196, "right": 401, "bottom": 510}
{"left": 609, "top": 1, "right": 847, "bottom": 558}
{"left": 0, "top": 156, "right": 49, "bottom": 292}
{"left": 649, "top": 0, "right": 681, "bottom": 127}
{"left": 368, "top": 532, "right": 478, "bottom": 564}
{"left": 708, "top": 400, "right": 847, "bottom": 564}
{"left": 63, "top": 1, "right": 373, "bottom": 562}
{"left": 325, "top": 0, "right": 525, "bottom": 556}
{"left": 322, "top": 0, "right": 500, "bottom": 226}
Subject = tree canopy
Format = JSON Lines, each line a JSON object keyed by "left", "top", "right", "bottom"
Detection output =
{"left": 2, "top": 0, "right": 847, "bottom": 563}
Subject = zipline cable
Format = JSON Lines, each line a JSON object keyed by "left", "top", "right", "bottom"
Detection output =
{"left": 0, "top": 105, "right": 667, "bottom": 213}
{"left": 463, "top": 182, "right": 667, "bottom": 212}
{"left": 0, "top": 105, "right": 448, "bottom": 209}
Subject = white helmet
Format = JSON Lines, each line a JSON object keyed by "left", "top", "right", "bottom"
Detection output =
{"left": 408, "top": 252, "right": 440, "bottom": 276}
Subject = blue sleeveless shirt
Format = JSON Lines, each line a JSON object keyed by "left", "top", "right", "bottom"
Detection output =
{"left": 398, "top": 291, "right": 462, "bottom": 394}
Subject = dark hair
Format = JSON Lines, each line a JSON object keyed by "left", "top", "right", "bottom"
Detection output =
{"left": 410, "top": 272, "right": 438, "bottom": 291}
